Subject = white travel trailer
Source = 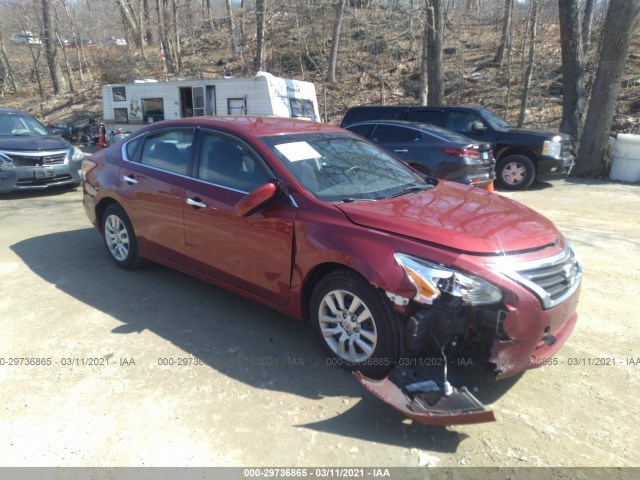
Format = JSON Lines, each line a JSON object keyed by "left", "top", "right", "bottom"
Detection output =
{"left": 102, "top": 72, "right": 320, "bottom": 132}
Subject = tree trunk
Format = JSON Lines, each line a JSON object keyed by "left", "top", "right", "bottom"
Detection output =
{"left": 42, "top": 0, "right": 64, "bottom": 94}
{"left": 425, "top": 0, "right": 444, "bottom": 105}
{"left": 115, "top": 0, "right": 142, "bottom": 48}
{"left": 0, "top": 18, "right": 18, "bottom": 93}
{"left": 558, "top": 0, "right": 586, "bottom": 144}
{"left": 576, "top": 1, "right": 640, "bottom": 177}
{"left": 518, "top": 0, "right": 539, "bottom": 127}
{"left": 419, "top": 0, "right": 429, "bottom": 105}
{"left": 255, "top": 0, "right": 266, "bottom": 72}
{"left": 143, "top": 0, "right": 154, "bottom": 44}
{"left": 581, "top": 0, "right": 595, "bottom": 57}
{"left": 225, "top": 0, "right": 238, "bottom": 59}
{"left": 493, "top": 0, "right": 513, "bottom": 67}
{"left": 327, "top": 0, "right": 346, "bottom": 83}
{"left": 171, "top": 0, "right": 181, "bottom": 73}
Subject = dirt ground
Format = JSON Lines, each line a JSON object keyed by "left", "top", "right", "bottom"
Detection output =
{"left": 0, "top": 175, "right": 638, "bottom": 470}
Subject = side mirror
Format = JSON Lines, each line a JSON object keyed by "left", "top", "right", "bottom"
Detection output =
{"left": 472, "top": 121, "right": 487, "bottom": 132}
{"left": 235, "top": 182, "right": 278, "bottom": 217}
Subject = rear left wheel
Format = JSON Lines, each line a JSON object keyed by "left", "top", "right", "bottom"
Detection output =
{"left": 310, "top": 270, "right": 399, "bottom": 378}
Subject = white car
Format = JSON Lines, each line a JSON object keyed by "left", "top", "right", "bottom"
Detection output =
{"left": 105, "top": 37, "right": 127, "bottom": 46}
{"left": 11, "top": 32, "right": 42, "bottom": 45}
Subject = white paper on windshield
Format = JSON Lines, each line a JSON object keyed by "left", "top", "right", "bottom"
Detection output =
{"left": 275, "top": 142, "right": 321, "bottom": 162}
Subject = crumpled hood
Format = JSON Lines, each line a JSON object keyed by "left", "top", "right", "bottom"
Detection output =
{"left": 335, "top": 183, "right": 558, "bottom": 254}
{"left": 0, "top": 135, "right": 70, "bottom": 151}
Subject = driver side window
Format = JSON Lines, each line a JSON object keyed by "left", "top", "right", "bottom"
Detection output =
{"left": 198, "top": 134, "right": 269, "bottom": 192}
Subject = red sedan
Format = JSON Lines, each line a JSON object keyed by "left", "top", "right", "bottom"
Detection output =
{"left": 82, "top": 116, "right": 581, "bottom": 425}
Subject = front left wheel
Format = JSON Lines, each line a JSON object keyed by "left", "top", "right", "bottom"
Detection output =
{"left": 310, "top": 270, "right": 399, "bottom": 379}
{"left": 102, "top": 204, "right": 144, "bottom": 270}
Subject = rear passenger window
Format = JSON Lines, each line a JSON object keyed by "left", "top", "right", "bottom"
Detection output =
{"left": 406, "top": 110, "right": 446, "bottom": 127}
{"left": 346, "top": 124, "right": 374, "bottom": 139}
{"left": 371, "top": 125, "right": 422, "bottom": 143}
{"left": 140, "top": 129, "right": 194, "bottom": 175}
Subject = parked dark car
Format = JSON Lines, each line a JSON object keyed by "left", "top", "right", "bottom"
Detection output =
{"left": 0, "top": 108, "right": 84, "bottom": 193}
{"left": 345, "top": 120, "right": 495, "bottom": 188}
{"left": 73, "top": 36, "right": 94, "bottom": 47}
{"left": 83, "top": 117, "right": 581, "bottom": 426}
{"left": 341, "top": 105, "right": 575, "bottom": 190}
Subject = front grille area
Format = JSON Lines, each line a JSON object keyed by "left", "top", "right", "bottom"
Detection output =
{"left": 16, "top": 174, "right": 73, "bottom": 186}
{"left": 492, "top": 244, "right": 582, "bottom": 310}
{"left": 561, "top": 140, "right": 573, "bottom": 158}
{"left": 4, "top": 151, "right": 68, "bottom": 167}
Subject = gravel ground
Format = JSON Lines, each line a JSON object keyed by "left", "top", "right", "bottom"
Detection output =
{"left": 0, "top": 177, "right": 638, "bottom": 470}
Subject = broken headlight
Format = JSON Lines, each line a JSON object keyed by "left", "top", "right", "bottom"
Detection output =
{"left": 394, "top": 253, "right": 503, "bottom": 306}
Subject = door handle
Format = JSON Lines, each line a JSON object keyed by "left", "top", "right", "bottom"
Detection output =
{"left": 394, "top": 149, "right": 408, "bottom": 153}
{"left": 123, "top": 175, "right": 138, "bottom": 185}
{"left": 186, "top": 197, "right": 207, "bottom": 208}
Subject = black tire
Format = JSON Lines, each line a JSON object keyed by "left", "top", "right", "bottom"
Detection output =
{"left": 495, "top": 154, "right": 536, "bottom": 190}
{"left": 102, "top": 204, "right": 144, "bottom": 270}
{"left": 310, "top": 270, "right": 399, "bottom": 379}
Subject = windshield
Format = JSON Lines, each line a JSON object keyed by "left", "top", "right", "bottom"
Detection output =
{"left": 0, "top": 113, "right": 50, "bottom": 136}
{"left": 481, "top": 110, "right": 511, "bottom": 130}
{"left": 261, "top": 133, "right": 428, "bottom": 202}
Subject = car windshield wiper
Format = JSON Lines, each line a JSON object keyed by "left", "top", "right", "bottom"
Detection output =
{"left": 383, "top": 184, "right": 433, "bottom": 199}
{"left": 338, "top": 197, "right": 377, "bottom": 203}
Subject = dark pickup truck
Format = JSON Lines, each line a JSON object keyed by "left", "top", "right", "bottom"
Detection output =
{"left": 341, "top": 105, "right": 575, "bottom": 190}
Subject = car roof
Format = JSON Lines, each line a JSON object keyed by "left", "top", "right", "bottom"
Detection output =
{"left": 345, "top": 119, "right": 474, "bottom": 143}
{"left": 0, "top": 108, "right": 23, "bottom": 114}
{"left": 347, "top": 104, "right": 485, "bottom": 113}
{"left": 148, "top": 116, "right": 347, "bottom": 137}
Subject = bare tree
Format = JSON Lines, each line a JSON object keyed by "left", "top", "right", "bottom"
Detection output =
{"left": 224, "top": 0, "right": 238, "bottom": 58}
{"left": 255, "top": 0, "right": 266, "bottom": 72}
{"left": 116, "top": 0, "right": 143, "bottom": 48}
{"left": 558, "top": 0, "right": 587, "bottom": 144}
{"left": 576, "top": 0, "right": 640, "bottom": 177}
{"left": 518, "top": 0, "right": 539, "bottom": 127}
{"left": 493, "top": 0, "right": 513, "bottom": 67}
{"left": 0, "top": 18, "right": 18, "bottom": 94}
{"left": 327, "top": 0, "right": 346, "bottom": 83}
{"left": 420, "top": 0, "right": 444, "bottom": 105}
{"left": 41, "top": 0, "right": 65, "bottom": 94}
{"left": 581, "top": 0, "right": 595, "bottom": 57}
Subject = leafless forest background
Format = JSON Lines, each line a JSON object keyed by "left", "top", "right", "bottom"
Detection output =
{"left": 0, "top": 0, "right": 639, "bottom": 172}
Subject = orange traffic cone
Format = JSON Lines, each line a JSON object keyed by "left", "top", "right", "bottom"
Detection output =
{"left": 485, "top": 181, "right": 495, "bottom": 193}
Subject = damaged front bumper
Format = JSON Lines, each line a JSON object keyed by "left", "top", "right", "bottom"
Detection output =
{"left": 355, "top": 367, "right": 495, "bottom": 426}
{"left": 356, "top": 243, "right": 581, "bottom": 426}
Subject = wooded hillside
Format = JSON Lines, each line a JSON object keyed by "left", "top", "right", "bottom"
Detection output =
{"left": 1, "top": 0, "right": 639, "bottom": 141}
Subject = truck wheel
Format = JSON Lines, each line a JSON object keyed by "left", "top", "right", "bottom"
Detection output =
{"left": 310, "top": 270, "right": 399, "bottom": 379}
{"left": 495, "top": 154, "right": 535, "bottom": 190}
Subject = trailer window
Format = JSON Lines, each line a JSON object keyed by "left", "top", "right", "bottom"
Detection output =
{"left": 114, "top": 108, "right": 128, "bottom": 123}
{"left": 142, "top": 98, "right": 164, "bottom": 123}
{"left": 290, "top": 98, "right": 316, "bottom": 120}
{"left": 112, "top": 86, "right": 126, "bottom": 102}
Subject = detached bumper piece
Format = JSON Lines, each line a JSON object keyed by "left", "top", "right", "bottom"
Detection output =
{"left": 354, "top": 366, "right": 495, "bottom": 426}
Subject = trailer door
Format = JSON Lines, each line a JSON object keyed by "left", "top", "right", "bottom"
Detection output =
{"left": 192, "top": 86, "right": 205, "bottom": 116}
